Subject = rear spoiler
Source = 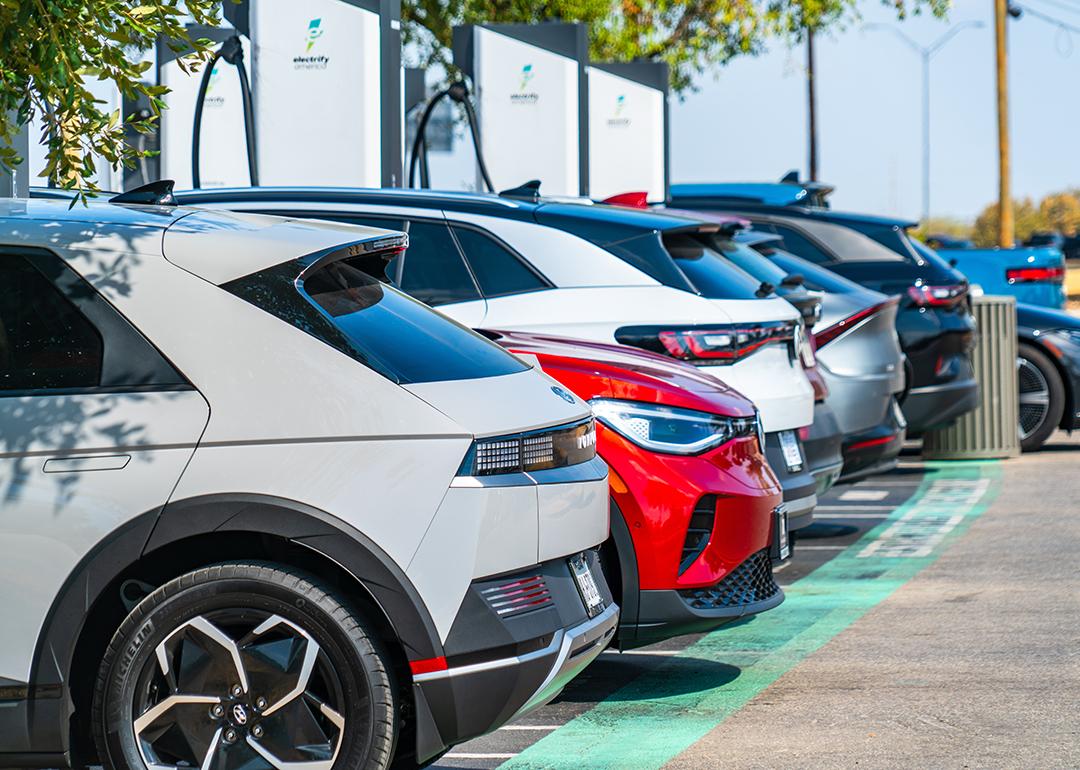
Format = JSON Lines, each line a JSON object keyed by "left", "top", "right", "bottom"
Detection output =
{"left": 300, "top": 233, "right": 409, "bottom": 284}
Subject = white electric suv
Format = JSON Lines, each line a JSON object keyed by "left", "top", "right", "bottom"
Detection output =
{"left": 174, "top": 187, "right": 819, "bottom": 525}
{"left": 0, "top": 194, "right": 616, "bottom": 770}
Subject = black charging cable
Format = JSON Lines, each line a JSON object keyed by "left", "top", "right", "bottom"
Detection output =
{"left": 192, "top": 35, "right": 258, "bottom": 188}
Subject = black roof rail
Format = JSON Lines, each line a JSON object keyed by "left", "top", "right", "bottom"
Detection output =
{"left": 110, "top": 180, "right": 177, "bottom": 206}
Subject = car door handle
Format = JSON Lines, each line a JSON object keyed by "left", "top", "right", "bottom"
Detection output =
{"left": 42, "top": 455, "right": 131, "bottom": 473}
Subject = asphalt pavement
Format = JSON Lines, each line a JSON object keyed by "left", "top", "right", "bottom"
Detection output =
{"left": 433, "top": 433, "right": 1080, "bottom": 769}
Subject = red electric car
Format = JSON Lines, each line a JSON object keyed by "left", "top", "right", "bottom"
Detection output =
{"left": 491, "top": 330, "right": 787, "bottom": 648}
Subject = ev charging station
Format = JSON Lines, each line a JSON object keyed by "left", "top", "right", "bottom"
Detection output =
{"left": 587, "top": 61, "right": 669, "bottom": 203}
{"left": 452, "top": 23, "right": 588, "bottom": 196}
{"left": 157, "top": 0, "right": 403, "bottom": 190}
{"left": 225, "top": 0, "right": 402, "bottom": 187}
{"left": 158, "top": 26, "right": 253, "bottom": 189}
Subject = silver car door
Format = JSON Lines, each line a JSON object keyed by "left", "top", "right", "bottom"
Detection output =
{"left": 0, "top": 247, "right": 210, "bottom": 685}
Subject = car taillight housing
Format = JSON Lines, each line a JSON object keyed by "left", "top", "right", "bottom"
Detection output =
{"left": 814, "top": 297, "right": 899, "bottom": 349}
{"left": 1006, "top": 265, "right": 1065, "bottom": 283}
{"left": 458, "top": 419, "right": 597, "bottom": 476}
{"left": 616, "top": 321, "right": 797, "bottom": 365}
{"left": 906, "top": 284, "right": 967, "bottom": 308}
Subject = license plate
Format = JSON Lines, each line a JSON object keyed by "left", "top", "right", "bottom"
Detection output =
{"left": 778, "top": 430, "right": 803, "bottom": 471}
{"left": 775, "top": 507, "right": 790, "bottom": 561}
{"left": 569, "top": 554, "right": 605, "bottom": 618}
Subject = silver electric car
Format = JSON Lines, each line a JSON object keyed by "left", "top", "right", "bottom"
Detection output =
{"left": 0, "top": 192, "right": 616, "bottom": 770}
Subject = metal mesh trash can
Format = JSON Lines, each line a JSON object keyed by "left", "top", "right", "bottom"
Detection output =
{"left": 923, "top": 295, "right": 1019, "bottom": 459}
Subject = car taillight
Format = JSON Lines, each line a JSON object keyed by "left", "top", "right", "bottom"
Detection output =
{"left": 1006, "top": 265, "right": 1065, "bottom": 283}
{"left": 814, "top": 298, "right": 899, "bottom": 349}
{"left": 458, "top": 419, "right": 596, "bottom": 476}
{"left": 906, "top": 284, "right": 966, "bottom": 308}
{"left": 643, "top": 322, "right": 796, "bottom": 364}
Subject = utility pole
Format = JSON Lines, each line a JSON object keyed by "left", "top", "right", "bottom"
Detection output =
{"left": 865, "top": 22, "right": 984, "bottom": 226}
{"left": 994, "top": 0, "right": 1014, "bottom": 247}
{"left": 806, "top": 28, "right": 818, "bottom": 182}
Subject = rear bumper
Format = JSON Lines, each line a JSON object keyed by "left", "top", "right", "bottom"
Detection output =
{"left": 632, "top": 549, "right": 784, "bottom": 644}
{"left": 840, "top": 399, "right": 907, "bottom": 483}
{"left": 764, "top": 431, "right": 817, "bottom": 530}
{"left": 803, "top": 400, "right": 844, "bottom": 496}
{"left": 902, "top": 378, "right": 979, "bottom": 434}
{"left": 411, "top": 551, "right": 617, "bottom": 763}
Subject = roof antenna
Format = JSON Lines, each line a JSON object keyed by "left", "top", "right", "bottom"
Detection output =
{"left": 499, "top": 180, "right": 542, "bottom": 203}
{"left": 110, "top": 180, "right": 177, "bottom": 206}
{"left": 780, "top": 170, "right": 800, "bottom": 184}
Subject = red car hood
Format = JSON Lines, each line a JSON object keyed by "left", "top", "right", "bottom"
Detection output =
{"left": 488, "top": 329, "right": 756, "bottom": 417}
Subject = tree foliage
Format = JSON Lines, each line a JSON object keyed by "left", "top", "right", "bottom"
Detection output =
{"left": 971, "top": 191, "right": 1080, "bottom": 247}
{"left": 0, "top": 0, "right": 224, "bottom": 198}
{"left": 403, "top": 0, "right": 951, "bottom": 92}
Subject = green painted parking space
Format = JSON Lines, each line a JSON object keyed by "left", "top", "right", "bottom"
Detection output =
{"left": 499, "top": 461, "right": 1002, "bottom": 770}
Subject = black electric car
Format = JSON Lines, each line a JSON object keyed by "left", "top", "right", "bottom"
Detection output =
{"left": 670, "top": 186, "right": 978, "bottom": 435}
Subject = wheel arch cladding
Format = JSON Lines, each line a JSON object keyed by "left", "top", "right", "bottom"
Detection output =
{"left": 22, "top": 494, "right": 443, "bottom": 763}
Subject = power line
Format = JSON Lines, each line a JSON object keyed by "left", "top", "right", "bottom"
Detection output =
{"left": 1026, "top": 0, "right": 1080, "bottom": 18}
{"left": 1016, "top": 3, "right": 1080, "bottom": 34}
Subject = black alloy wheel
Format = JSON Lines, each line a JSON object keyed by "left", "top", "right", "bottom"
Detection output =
{"left": 93, "top": 562, "right": 398, "bottom": 770}
{"left": 1017, "top": 342, "right": 1065, "bottom": 452}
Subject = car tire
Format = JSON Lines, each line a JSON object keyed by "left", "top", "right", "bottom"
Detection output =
{"left": 1018, "top": 342, "right": 1064, "bottom": 452}
{"left": 92, "top": 561, "right": 397, "bottom": 770}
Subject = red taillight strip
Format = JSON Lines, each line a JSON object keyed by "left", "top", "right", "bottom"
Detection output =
{"left": 658, "top": 324, "right": 795, "bottom": 362}
{"left": 906, "top": 284, "right": 967, "bottom": 308}
{"left": 1006, "top": 265, "right": 1065, "bottom": 283}
{"left": 814, "top": 297, "right": 899, "bottom": 349}
{"left": 847, "top": 433, "right": 900, "bottom": 452}
{"left": 409, "top": 656, "right": 448, "bottom": 676}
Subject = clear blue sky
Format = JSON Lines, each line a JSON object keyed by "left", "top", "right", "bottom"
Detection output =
{"left": 671, "top": 0, "right": 1080, "bottom": 222}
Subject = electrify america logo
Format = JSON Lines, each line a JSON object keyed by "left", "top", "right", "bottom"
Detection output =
{"left": 510, "top": 63, "right": 539, "bottom": 104}
{"left": 203, "top": 65, "right": 225, "bottom": 107}
{"left": 607, "top": 94, "right": 630, "bottom": 127}
{"left": 294, "top": 18, "right": 329, "bottom": 69}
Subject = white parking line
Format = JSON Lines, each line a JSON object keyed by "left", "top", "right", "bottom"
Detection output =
{"left": 863, "top": 480, "right": 923, "bottom": 486}
{"left": 815, "top": 505, "right": 895, "bottom": 511}
{"left": 815, "top": 512, "right": 891, "bottom": 519}
{"left": 795, "top": 545, "right": 848, "bottom": 551}
{"left": 444, "top": 753, "right": 520, "bottom": 759}
{"left": 499, "top": 725, "right": 560, "bottom": 731}
{"left": 838, "top": 489, "right": 890, "bottom": 501}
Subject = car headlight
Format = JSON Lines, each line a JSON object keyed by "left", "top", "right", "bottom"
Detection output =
{"left": 590, "top": 399, "right": 761, "bottom": 456}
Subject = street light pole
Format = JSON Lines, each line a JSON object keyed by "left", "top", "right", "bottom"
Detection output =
{"left": 865, "top": 21, "right": 985, "bottom": 226}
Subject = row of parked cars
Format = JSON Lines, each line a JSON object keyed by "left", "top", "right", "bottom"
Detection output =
{"left": 0, "top": 175, "right": 1061, "bottom": 770}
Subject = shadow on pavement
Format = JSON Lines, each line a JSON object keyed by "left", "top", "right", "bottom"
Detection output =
{"left": 797, "top": 522, "right": 859, "bottom": 540}
{"left": 555, "top": 657, "right": 741, "bottom": 703}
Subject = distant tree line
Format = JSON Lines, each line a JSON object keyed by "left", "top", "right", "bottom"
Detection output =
{"left": 925, "top": 191, "right": 1080, "bottom": 248}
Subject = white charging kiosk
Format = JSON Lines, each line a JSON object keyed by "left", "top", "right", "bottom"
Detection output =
{"left": 587, "top": 61, "right": 669, "bottom": 202}
{"left": 226, "top": 0, "right": 402, "bottom": 187}
{"left": 157, "top": 26, "right": 252, "bottom": 189}
{"left": 453, "top": 23, "right": 588, "bottom": 196}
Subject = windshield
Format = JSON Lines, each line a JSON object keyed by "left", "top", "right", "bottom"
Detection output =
{"left": 225, "top": 255, "right": 528, "bottom": 384}
{"left": 798, "top": 219, "right": 907, "bottom": 262}
{"left": 661, "top": 231, "right": 772, "bottom": 299}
